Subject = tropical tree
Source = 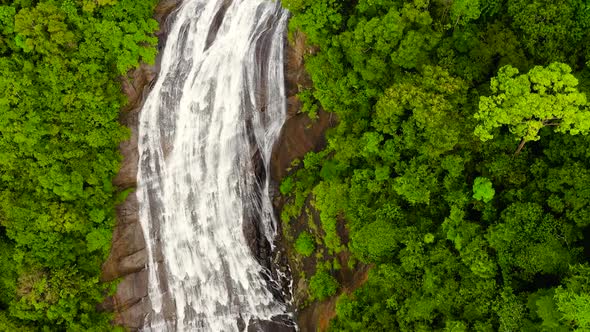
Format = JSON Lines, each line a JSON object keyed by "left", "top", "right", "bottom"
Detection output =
{"left": 475, "top": 63, "right": 590, "bottom": 154}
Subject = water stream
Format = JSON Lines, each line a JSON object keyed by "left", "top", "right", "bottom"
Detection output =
{"left": 136, "top": 0, "right": 291, "bottom": 330}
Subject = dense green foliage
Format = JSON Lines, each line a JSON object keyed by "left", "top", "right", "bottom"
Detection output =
{"left": 309, "top": 269, "right": 339, "bottom": 301}
{"left": 281, "top": 0, "right": 590, "bottom": 330}
{"left": 472, "top": 177, "right": 495, "bottom": 203}
{"left": 475, "top": 63, "right": 590, "bottom": 145}
{"left": 0, "top": 0, "right": 158, "bottom": 329}
{"left": 295, "top": 231, "right": 316, "bottom": 257}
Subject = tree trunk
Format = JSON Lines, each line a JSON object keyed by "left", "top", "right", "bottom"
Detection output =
{"left": 514, "top": 139, "right": 527, "bottom": 156}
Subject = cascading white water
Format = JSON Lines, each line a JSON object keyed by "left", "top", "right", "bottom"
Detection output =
{"left": 136, "top": 0, "right": 290, "bottom": 330}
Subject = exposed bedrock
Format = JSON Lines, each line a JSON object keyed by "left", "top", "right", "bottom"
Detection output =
{"left": 100, "top": 1, "right": 182, "bottom": 330}
{"left": 270, "top": 32, "right": 333, "bottom": 184}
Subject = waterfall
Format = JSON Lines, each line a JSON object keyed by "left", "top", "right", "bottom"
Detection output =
{"left": 136, "top": 0, "right": 291, "bottom": 330}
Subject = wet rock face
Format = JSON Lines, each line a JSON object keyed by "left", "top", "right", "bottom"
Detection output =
{"left": 101, "top": 108, "right": 149, "bottom": 328}
{"left": 100, "top": 1, "right": 182, "bottom": 329}
{"left": 154, "top": 0, "right": 183, "bottom": 24}
{"left": 270, "top": 31, "right": 333, "bottom": 183}
{"left": 101, "top": 201, "right": 146, "bottom": 282}
{"left": 248, "top": 316, "right": 297, "bottom": 332}
{"left": 270, "top": 109, "right": 332, "bottom": 182}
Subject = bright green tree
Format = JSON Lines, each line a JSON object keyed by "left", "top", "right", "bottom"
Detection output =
{"left": 472, "top": 177, "right": 494, "bottom": 203}
{"left": 475, "top": 63, "right": 590, "bottom": 154}
{"left": 554, "top": 264, "right": 590, "bottom": 330}
{"left": 295, "top": 231, "right": 315, "bottom": 257}
{"left": 309, "top": 269, "right": 339, "bottom": 301}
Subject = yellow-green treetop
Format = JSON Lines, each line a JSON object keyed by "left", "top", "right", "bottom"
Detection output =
{"left": 475, "top": 63, "right": 590, "bottom": 148}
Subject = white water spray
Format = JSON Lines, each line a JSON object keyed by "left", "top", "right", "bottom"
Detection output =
{"left": 136, "top": 0, "right": 290, "bottom": 330}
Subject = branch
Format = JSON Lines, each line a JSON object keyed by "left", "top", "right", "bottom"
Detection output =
{"left": 542, "top": 118, "right": 561, "bottom": 126}
{"left": 514, "top": 138, "right": 527, "bottom": 156}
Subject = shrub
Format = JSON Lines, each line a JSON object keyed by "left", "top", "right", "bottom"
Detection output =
{"left": 309, "top": 270, "right": 339, "bottom": 301}
{"left": 295, "top": 231, "right": 315, "bottom": 257}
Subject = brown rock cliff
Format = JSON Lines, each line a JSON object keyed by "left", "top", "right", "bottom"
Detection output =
{"left": 100, "top": 1, "right": 182, "bottom": 330}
